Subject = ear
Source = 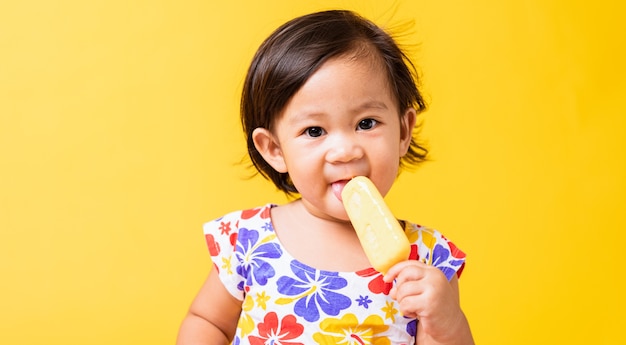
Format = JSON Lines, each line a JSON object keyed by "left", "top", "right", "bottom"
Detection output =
{"left": 399, "top": 107, "right": 417, "bottom": 156}
{"left": 252, "top": 127, "right": 288, "bottom": 173}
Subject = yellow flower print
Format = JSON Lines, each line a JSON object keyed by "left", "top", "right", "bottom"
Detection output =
{"left": 418, "top": 227, "right": 436, "bottom": 264}
{"left": 237, "top": 312, "right": 255, "bottom": 338}
{"left": 255, "top": 291, "right": 270, "bottom": 310}
{"left": 242, "top": 294, "right": 254, "bottom": 312}
{"left": 221, "top": 256, "right": 233, "bottom": 275}
{"left": 405, "top": 222, "right": 419, "bottom": 243}
{"left": 382, "top": 301, "right": 398, "bottom": 322}
{"left": 313, "top": 313, "right": 390, "bottom": 345}
{"left": 239, "top": 293, "right": 267, "bottom": 337}
{"left": 421, "top": 228, "right": 436, "bottom": 248}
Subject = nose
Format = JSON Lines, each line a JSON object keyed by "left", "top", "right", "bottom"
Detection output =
{"left": 325, "top": 133, "right": 364, "bottom": 163}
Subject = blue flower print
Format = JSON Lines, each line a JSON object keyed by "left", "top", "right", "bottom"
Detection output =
{"left": 356, "top": 295, "right": 373, "bottom": 309}
{"left": 261, "top": 220, "right": 273, "bottom": 232}
{"left": 406, "top": 319, "right": 417, "bottom": 337}
{"left": 276, "top": 260, "right": 352, "bottom": 322}
{"left": 432, "top": 243, "right": 464, "bottom": 281}
{"left": 235, "top": 227, "right": 282, "bottom": 289}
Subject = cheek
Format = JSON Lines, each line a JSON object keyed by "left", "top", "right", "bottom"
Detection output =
{"left": 282, "top": 152, "right": 318, "bottom": 184}
{"left": 377, "top": 168, "right": 400, "bottom": 195}
{"left": 370, "top": 147, "right": 402, "bottom": 193}
{"left": 376, "top": 138, "right": 404, "bottom": 162}
{"left": 282, "top": 146, "right": 310, "bottom": 170}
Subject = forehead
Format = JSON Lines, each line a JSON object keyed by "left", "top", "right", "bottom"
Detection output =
{"left": 278, "top": 54, "right": 397, "bottom": 121}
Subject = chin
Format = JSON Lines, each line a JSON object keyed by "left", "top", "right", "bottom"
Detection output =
{"left": 328, "top": 202, "right": 351, "bottom": 222}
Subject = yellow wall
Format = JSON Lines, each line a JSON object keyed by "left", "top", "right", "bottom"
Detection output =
{"left": 1, "top": 0, "right": 624, "bottom": 344}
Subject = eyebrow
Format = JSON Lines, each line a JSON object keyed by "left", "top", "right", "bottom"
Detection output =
{"left": 286, "top": 100, "right": 391, "bottom": 124}
{"left": 356, "top": 100, "right": 389, "bottom": 111}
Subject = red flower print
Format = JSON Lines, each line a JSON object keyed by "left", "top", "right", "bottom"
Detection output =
{"left": 408, "top": 244, "right": 419, "bottom": 261}
{"left": 249, "top": 312, "right": 304, "bottom": 345}
{"left": 219, "top": 221, "right": 232, "bottom": 235}
{"left": 241, "top": 207, "right": 262, "bottom": 219}
{"left": 356, "top": 268, "right": 393, "bottom": 295}
{"left": 445, "top": 240, "right": 466, "bottom": 278}
{"left": 260, "top": 206, "right": 271, "bottom": 219}
{"left": 448, "top": 240, "right": 466, "bottom": 259}
{"left": 205, "top": 234, "right": 220, "bottom": 256}
{"left": 230, "top": 232, "right": 238, "bottom": 246}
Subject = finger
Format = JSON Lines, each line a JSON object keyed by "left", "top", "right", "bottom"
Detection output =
{"left": 383, "top": 259, "right": 429, "bottom": 283}
{"left": 389, "top": 278, "right": 423, "bottom": 301}
{"left": 388, "top": 284, "right": 397, "bottom": 300}
{"left": 394, "top": 285, "right": 424, "bottom": 319}
{"left": 394, "top": 279, "right": 425, "bottom": 302}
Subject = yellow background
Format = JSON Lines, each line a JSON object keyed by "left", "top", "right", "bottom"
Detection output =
{"left": 1, "top": 0, "right": 625, "bottom": 344}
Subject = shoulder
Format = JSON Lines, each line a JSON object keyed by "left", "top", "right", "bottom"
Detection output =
{"left": 201, "top": 204, "right": 278, "bottom": 299}
{"left": 203, "top": 204, "right": 275, "bottom": 256}
{"left": 402, "top": 220, "right": 467, "bottom": 280}
{"left": 203, "top": 204, "right": 275, "bottom": 233}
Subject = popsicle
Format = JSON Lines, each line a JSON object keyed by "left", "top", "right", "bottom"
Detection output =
{"left": 341, "top": 176, "right": 411, "bottom": 274}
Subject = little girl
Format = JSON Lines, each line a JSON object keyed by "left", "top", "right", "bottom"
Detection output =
{"left": 177, "top": 10, "right": 474, "bottom": 345}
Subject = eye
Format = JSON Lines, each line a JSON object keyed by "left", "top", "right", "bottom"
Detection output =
{"left": 304, "top": 126, "right": 325, "bottom": 138}
{"left": 357, "top": 118, "right": 377, "bottom": 131}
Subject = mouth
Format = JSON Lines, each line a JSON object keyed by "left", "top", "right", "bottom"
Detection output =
{"left": 331, "top": 179, "right": 352, "bottom": 201}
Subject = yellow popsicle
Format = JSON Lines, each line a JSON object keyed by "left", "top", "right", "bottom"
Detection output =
{"left": 341, "top": 176, "right": 411, "bottom": 274}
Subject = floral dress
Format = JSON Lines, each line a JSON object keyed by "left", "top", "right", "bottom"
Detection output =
{"left": 204, "top": 204, "right": 466, "bottom": 345}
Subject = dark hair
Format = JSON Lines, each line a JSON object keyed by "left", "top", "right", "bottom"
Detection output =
{"left": 241, "top": 9, "right": 428, "bottom": 194}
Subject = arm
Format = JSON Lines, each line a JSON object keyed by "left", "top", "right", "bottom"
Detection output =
{"left": 385, "top": 261, "right": 474, "bottom": 345}
{"left": 176, "top": 268, "right": 242, "bottom": 345}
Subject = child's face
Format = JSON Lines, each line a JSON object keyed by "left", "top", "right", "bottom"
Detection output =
{"left": 254, "top": 54, "right": 416, "bottom": 221}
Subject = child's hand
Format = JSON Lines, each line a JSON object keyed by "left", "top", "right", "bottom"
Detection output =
{"left": 384, "top": 261, "right": 471, "bottom": 344}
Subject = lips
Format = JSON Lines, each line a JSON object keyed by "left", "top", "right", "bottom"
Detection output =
{"left": 331, "top": 179, "right": 351, "bottom": 201}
